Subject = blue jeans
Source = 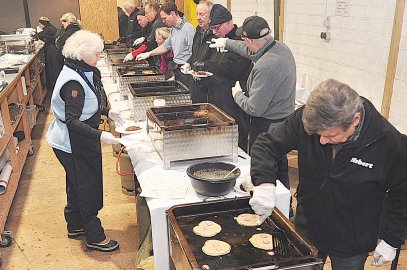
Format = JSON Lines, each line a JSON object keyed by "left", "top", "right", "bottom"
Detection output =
{"left": 318, "top": 252, "right": 368, "bottom": 270}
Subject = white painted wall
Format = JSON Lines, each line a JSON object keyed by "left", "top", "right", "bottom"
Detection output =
{"left": 226, "top": 0, "right": 407, "bottom": 133}
{"left": 212, "top": 0, "right": 275, "bottom": 32}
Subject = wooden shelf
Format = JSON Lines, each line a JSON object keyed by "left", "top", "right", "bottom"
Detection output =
{"left": 0, "top": 139, "right": 31, "bottom": 231}
{"left": 0, "top": 132, "right": 12, "bottom": 157}
{"left": 0, "top": 46, "right": 44, "bottom": 237}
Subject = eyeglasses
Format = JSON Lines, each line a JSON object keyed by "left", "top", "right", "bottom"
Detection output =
{"left": 210, "top": 23, "right": 222, "bottom": 31}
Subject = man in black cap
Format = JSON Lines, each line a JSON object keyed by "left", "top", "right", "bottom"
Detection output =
{"left": 209, "top": 15, "right": 296, "bottom": 191}
{"left": 188, "top": 4, "right": 252, "bottom": 152}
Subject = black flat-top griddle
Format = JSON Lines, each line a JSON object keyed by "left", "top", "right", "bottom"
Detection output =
{"left": 167, "top": 197, "right": 323, "bottom": 270}
{"left": 117, "top": 66, "right": 163, "bottom": 77}
{"left": 129, "top": 80, "right": 189, "bottom": 97}
{"left": 104, "top": 43, "right": 127, "bottom": 50}
{"left": 109, "top": 57, "right": 149, "bottom": 67}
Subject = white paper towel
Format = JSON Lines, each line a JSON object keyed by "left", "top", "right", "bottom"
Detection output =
{"left": 0, "top": 161, "right": 13, "bottom": 195}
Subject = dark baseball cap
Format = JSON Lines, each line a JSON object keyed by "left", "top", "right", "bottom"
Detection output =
{"left": 236, "top": 16, "right": 270, "bottom": 39}
{"left": 209, "top": 4, "right": 232, "bottom": 26}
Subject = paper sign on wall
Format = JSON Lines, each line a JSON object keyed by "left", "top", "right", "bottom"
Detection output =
{"left": 336, "top": 0, "right": 350, "bottom": 17}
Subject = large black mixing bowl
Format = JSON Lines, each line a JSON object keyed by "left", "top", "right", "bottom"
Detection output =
{"left": 186, "top": 162, "right": 241, "bottom": 197}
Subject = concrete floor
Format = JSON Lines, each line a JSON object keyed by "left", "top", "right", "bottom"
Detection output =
{"left": 1, "top": 104, "right": 139, "bottom": 270}
{"left": 0, "top": 101, "right": 405, "bottom": 269}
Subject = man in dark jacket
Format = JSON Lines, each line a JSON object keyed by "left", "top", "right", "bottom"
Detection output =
{"left": 189, "top": 4, "right": 252, "bottom": 152}
{"left": 37, "top": 17, "right": 58, "bottom": 91}
{"left": 117, "top": 6, "right": 128, "bottom": 43}
{"left": 123, "top": 3, "right": 164, "bottom": 66}
{"left": 249, "top": 79, "right": 407, "bottom": 270}
{"left": 181, "top": 0, "right": 215, "bottom": 102}
{"left": 123, "top": 1, "right": 142, "bottom": 48}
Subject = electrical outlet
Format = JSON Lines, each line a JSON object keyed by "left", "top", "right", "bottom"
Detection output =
{"left": 320, "top": 32, "right": 331, "bottom": 41}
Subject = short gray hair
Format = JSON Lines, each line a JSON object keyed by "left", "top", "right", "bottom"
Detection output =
{"left": 302, "top": 79, "right": 364, "bottom": 134}
{"left": 62, "top": 30, "right": 104, "bottom": 61}
{"left": 122, "top": 1, "right": 136, "bottom": 10}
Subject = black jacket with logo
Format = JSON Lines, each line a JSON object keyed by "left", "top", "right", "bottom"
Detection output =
{"left": 187, "top": 26, "right": 215, "bottom": 66}
{"left": 250, "top": 98, "right": 407, "bottom": 256}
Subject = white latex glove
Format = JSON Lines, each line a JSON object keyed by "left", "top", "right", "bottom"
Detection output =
{"left": 136, "top": 52, "right": 151, "bottom": 61}
{"left": 371, "top": 240, "right": 397, "bottom": 267}
{"left": 249, "top": 184, "right": 276, "bottom": 217}
{"left": 108, "top": 109, "right": 124, "bottom": 126}
{"left": 180, "top": 63, "right": 191, "bottom": 74}
{"left": 209, "top": 38, "right": 229, "bottom": 52}
{"left": 232, "top": 86, "right": 242, "bottom": 98}
{"left": 123, "top": 52, "right": 134, "bottom": 62}
{"left": 133, "top": 37, "right": 145, "bottom": 47}
{"left": 100, "top": 131, "right": 119, "bottom": 145}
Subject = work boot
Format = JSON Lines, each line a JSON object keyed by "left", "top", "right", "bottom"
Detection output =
{"left": 86, "top": 239, "right": 119, "bottom": 252}
{"left": 67, "top": 228, "right": 86, "bottom": 239}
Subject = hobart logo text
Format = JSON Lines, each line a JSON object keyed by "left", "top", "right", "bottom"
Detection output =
{"left": 350, "top": 157, "right": 373, "bottom": 169}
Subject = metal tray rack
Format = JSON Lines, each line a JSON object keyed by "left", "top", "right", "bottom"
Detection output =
{"left": 117, "top": 66, "right": 165, "bottom": 99}
{"left": 146, "top": 103, "right": 238, "bottom": 168}
{"left": 128, "top": 80, "right": 191, "bottom": 121}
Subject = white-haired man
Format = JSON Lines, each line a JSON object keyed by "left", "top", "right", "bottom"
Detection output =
{"left": 122, "top": 1, "right": 142, "bottom": 47}
{"left": 181, "top": 0, "right": 214, "bottom": 100}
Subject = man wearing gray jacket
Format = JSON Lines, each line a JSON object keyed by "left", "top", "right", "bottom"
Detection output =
{"left": 210, "top": 16, "right": 296, "bottom": 189}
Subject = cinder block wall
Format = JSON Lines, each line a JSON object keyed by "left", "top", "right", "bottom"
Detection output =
{"left": 214, "top": 0, "right": 407, "bottom": 133}
{"left": 212, "top": 0, "right": 275, "bottom": 32}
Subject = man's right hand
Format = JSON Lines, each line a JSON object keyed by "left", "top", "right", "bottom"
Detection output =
{"left": 132, "top": 37, "right": 145, "bottom": 47}
{"left": 249, "top": 183, "right": 276, "bottom": 217}
{"left": 209, "top": 38, "right": 229, "bottom": 52}
{"left": 123, "top": 52, "right": 134, "bottom": 62}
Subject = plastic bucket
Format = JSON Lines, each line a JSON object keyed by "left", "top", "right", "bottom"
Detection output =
{"left": 26, "top": 105, "right": 37, "bottom": 128}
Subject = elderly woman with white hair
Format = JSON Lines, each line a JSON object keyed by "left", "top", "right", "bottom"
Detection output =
{"left": 46, "top": 30, "right": 123, "bottom": 252}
